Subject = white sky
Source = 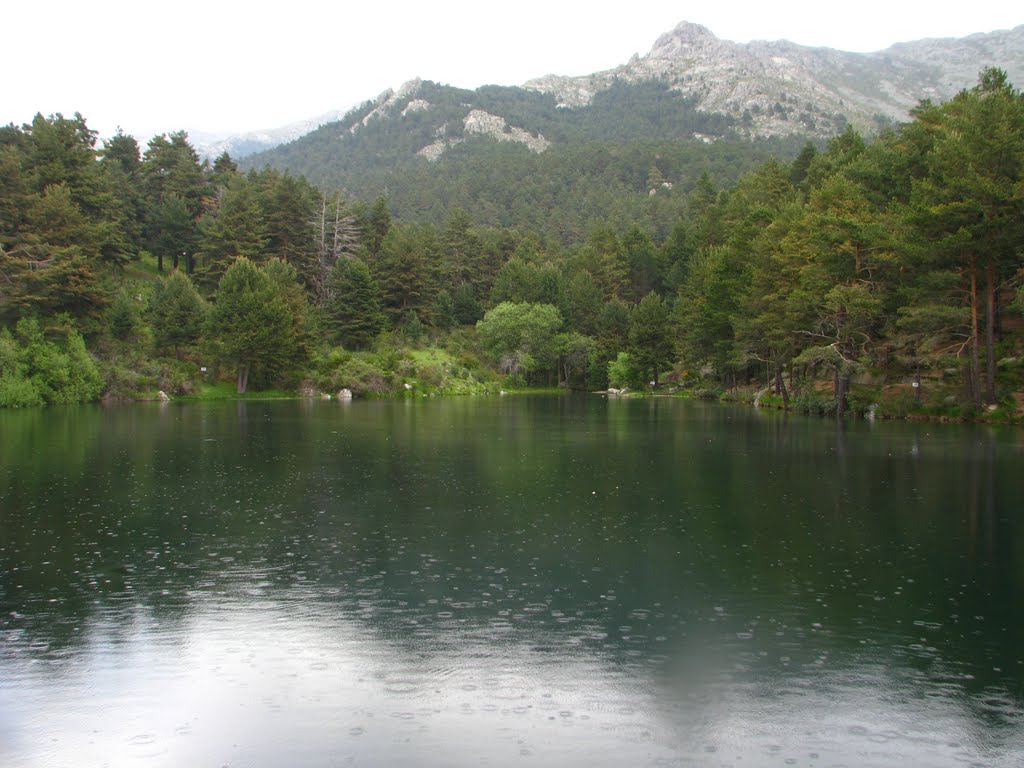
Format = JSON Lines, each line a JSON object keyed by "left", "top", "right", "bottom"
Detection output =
{"left": 4, "top": 1, "right": 1021, "bottom": 142}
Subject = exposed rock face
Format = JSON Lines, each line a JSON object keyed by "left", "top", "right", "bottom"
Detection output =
{"left": 462, "top": 110, "right": 550, "bottom": 152}
{"left": 416, "top": 109, "right": 549, "bottom": 161}
{"left": 401, "top": 99, "right": 431, "bottom": 116}
{"left": 416, "top": 139, "right": 456, "bottom": 161}
{"left": 350, "top": 78, "right": 425, "bottom": 134}
{"left": 525, "top": 21, "right": 1024, "bottom": 137}
{"left": 237, "top": 21, "right": 1024, "bottom": 166}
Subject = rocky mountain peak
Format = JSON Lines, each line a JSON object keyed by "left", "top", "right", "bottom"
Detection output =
{"left": 524, "top": 22, "right": 1024, "bottom": 139}
{"left": 648, "top": 21, "right": 719, "bottom": 59}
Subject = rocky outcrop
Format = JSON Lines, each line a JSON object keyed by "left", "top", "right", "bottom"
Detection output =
{"left": 463, "top": 110, "right": 550, "bottom": 152}
{"left": 417, "top": 110, "right": 549, "bottom": 161}
{"left": 350, "top": 78, "right": 424, "bottom": 134}
{"left": 525, "top": 21, "right": 1024, "bottom": 137}
{"left": 401, "top": 99, "right": 430, "bottom": 116}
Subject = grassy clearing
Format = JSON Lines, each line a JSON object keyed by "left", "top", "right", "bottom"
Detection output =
{"left": 178, "top": 382, "right": 296, "bottom": 401}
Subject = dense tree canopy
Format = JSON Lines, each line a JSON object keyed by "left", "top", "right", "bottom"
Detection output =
{"left": 3, "top": 69, "right": 1024, "bottom": 415}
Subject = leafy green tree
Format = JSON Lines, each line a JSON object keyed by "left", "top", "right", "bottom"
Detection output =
{"left": 607, "top": 351, "right": 640, "bottom": 389}
{"left": 556, "top": 331, "right": 596, "bottom": 388}
{"left": 476, "top": 302, "right": 563, "bottom": 379}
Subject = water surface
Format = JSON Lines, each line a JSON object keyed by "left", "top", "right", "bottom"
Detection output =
{"left": 1, "top": 397, "right": 1022, "bottom": 766}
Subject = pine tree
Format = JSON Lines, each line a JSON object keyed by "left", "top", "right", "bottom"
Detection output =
{"left": 150, "top": 270, "right": 206, "bottom": 358}
{"left": 208, "top": 258, "right": 299, "bottom": 393}
{"left": 324, "top": 258, "right": 386, "bottom": 349}
{"left": 628, "top": 292, "right": 673, "bottom": 386}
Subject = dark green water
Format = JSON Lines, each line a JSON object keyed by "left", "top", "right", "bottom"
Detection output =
{"left": 1, "top": 397, "right": 1022, "bottom": 767}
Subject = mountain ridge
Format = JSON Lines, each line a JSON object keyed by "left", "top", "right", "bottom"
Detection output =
{"left": 223, "top": 21, "right": 1023, "bottom": 159}
{"left": 233, "top": 20, "right": 1024, "bottom": 240}
{"left": 524, "top": 21, "right": 1024, "bottom": 137}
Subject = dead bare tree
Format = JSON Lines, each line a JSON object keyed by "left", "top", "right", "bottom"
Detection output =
{"left": 310, "top": 193, "right": 361, "bottom": 305}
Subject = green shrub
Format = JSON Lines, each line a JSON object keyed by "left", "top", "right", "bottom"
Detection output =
{"left": 314, "top": 354, "right": 393, "bottom": 396}
{"left": 608, "top": 352, "right": 638, "bottom": 389}
{"left": 794, "top": 393, "right": 837, "bottom": 416}
{"left": 0, "top": 319, "right": 102, "bottom": 407}
{"left": 0, "top": 370, "right": 44, "bottom": 407}
{"left": 693, "top": 387, "right": 722, "bottom": 400}
{"left": 156, "top": 359, "right": 200, "bottom": 396}
{"left": 846, "top": 387, "right": 881, "bottom": 417}
{"left": 756, "top": 393, "right": 786, "bottom": 409}
{"left": 107, "top": 289, "right": 143, "bottom": 341}
{"left": 877, "top": 390, "right": 920, "bottom": 419}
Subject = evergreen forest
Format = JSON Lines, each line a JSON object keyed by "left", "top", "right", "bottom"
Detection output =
{"left": 2, "top": 69, "right": 1024, "bottom": 422}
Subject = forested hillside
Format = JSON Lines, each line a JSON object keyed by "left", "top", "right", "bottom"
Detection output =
{"left": 2, "top": 69, "right": 1023, "bottom": 421}
{"left": 242, "top": 79, "right": 808, "bottom": 242}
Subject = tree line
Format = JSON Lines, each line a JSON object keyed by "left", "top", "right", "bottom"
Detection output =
{"left": 1, "top": 69, "right": 1023, "bottom": 416}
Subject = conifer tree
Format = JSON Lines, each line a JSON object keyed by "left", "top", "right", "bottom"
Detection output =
{"left": 150, "top": 270, "right": 206, "bottom": 358}
{"left": 325, "top": 258, "right": 386, "bottom": 349}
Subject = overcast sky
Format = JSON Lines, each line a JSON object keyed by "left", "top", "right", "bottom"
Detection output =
{"left": 5, "top": 1, "right": 1020, "bottom": 142}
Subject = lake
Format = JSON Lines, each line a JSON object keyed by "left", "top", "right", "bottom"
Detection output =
{"left": 1, "top": 396, "right": 1022, "bottom": 767}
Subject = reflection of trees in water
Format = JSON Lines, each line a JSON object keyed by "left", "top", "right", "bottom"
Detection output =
{"left": 1, "top": 400, "right": 1022, "bottom": 713}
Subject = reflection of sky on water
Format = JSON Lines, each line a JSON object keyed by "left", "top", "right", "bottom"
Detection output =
{"left": 2, "top": 399, "right": 1023, "bottom": 766}
{"left": 4, "top": 589, "right": 1022, "bottom": 768}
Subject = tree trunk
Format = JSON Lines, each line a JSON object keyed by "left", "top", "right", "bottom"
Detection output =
{"left": 775, "top": 363, "right": 790, "bottom": 406}
{"left": 237, "top": 363, "right": 250, "bottom": 394}
{"left": 969, "top": 254, "right": 982, "bottom": 409}
{"left": 157, "top": 252, "right": 164, "bottom": 273}
{"left": 985, "top": 258, "right": 997, "bottom": 406}
{"left": 836, "top": 371, "right": 850, "bottom": 419}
